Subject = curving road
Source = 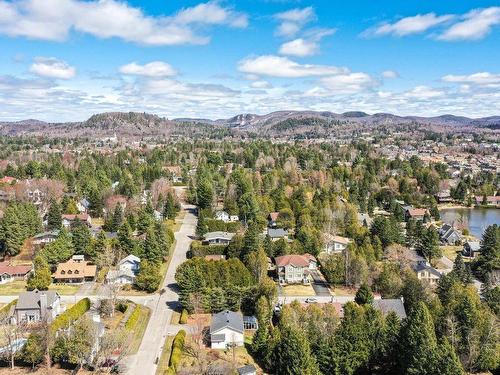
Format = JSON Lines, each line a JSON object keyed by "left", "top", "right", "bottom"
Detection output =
{"left": 124, "top": 203, "right": 197, "bottom": 375}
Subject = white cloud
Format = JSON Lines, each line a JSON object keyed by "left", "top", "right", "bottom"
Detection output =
{"left": 275, "top": 7, "right": 315, "bottom": 37}
{"left": 320, "top": 72, "right": 378, "bottom": 94}
{"left": 404, "top": 85, "right": 445, "bottom": 99}
{"left": 238, "top": 55, "right": 347, "bottom": 78}
{"left": 29, "top": 57, "right": 76, "bottom": 79}
{"left": 442, "top": 72, "right": 500, "bottom": 87}
{"left": 279, "top": 38, "right": 318, "bottom": 57}
{"left": 119, "top": 62, "right": 177, "bottom": 77}
{"left": 250, "top": 80, "right": 272, "bottom": 89}
{"left": 382, "top": 70, "right": 399, "bottom": 79}
{"left": 364, "top": 13, "right": 454, "bottom": 37}
{"left": 438, "top": 7, "right": 500, "bottom": 41}
{"left": 0, "top": 0, "right": 247, "bottom": 45}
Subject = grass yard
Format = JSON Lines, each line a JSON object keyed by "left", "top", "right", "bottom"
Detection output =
{"left": 332, "top": 285, "right": 357, "bottom": 296}
{"left": 441, "top": 245, "right": 462, "bottom": 261}
{"left": 282, "top": 284, "right": 316, "bottom": 296}
{"left": 155, "top": 335, "right": 174, "bottom": 375}
{"left": 126, "top": 305, "right": 152, "bottom": 354}
{"left": 170, "top": 310, "right": 181, "bottom": 325}
{"left": 118, "top": 258, "right": 170, "bottom": 296}
{"left": 49, "top": 283, "right": 80, "bottom": 295}
{"left": 0, "top": 280, "right": 79, "bottom": 296}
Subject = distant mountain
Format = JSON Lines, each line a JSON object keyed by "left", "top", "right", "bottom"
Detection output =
{"left": 0, "top": 110, "right": 498, "bottom": 139}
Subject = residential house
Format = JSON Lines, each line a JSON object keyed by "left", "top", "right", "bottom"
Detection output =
{"left": 475, "top": 195, "right": 500, "bottom": 207}
{"left": 268, "top": 212, "right": 279, "bottom": 227}
{"left": 76, "top": 198, "right": 90, "bottom": 213}
{"left": 435, "top": 190, "right": 453, "bottom": 203}
{"left": 243, "top": 315, "right": 258, "bottom": 330}
{"left": 267, "top": 228, "right": 289, "bottom": 242}
{"left": 404, "top": 207, "right": 428, "bottom": 222}
{"left": 32, "top": 230, "right": 59, "bottom": 246}
{"left": 275, "top": 254, "right": 317, "bottom": 284}
{"left": 203, "top": 232, "right": 235, "bottom": 245}
{"left": 204, "top": 254, "right": 226, "bottom": 261}
{"left": 106, "top": 254, "right": 141, "bottom": 285}
{"left": 238, "top": 365, "right": 257, "bottom": 375}
{"left": 463, "top": 241, "right": 481, "bottom": 258}
{"left": 214, "top": 211, "right": 239, "bottom": 223}
{"left": 0, "top": 263, "right": 32, "bottom": 284}
{"left": 62, "top": 213, "right": 92, "bottom": 228}
{"left": 210, "top": 310, "right": 244, "bottom": 349}
{"left": 164, "top": 166, "right": 183, "bottom": 183}
{"left": 52, "top": 255, "right": 97, "bottom": 283}
{"left": 373, "top": 298, "right": 407, "bottom": 319}
{"left": 324, "top": 234, "right": 351, "bottom": 254}
{"left": 414, "top": 262, "right": 441, "bottom": 285}
{"left": 439, "top": 223, "right": 461, "bottom": 245}
{"left": 13, "top": 290, "right": 62, "bottom": 323}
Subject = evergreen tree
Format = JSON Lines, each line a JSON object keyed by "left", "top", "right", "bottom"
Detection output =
{"left": 143, "top": 225, "right": 162, "bottom": 263}
{"left": 71, "top": 221, "right": 93, "bottom": 258}
{"left": 163, "top": 191, "right": 179, "bottom": 220}
{"left": 196, "top": 174, "right": 214, "bottom": 209}
{"left": 355, "top": 283, "right": 374, "bottom": 305}
{"left": 416, "top": 226, "right": 441, "bottom": 263}
{"left": 118, "top": 221, "right": 135, "bottom": 255}
{"left": 111, "top": 204, "right": 124, "bottom": 231}
{"left": 135, "top": 260, "right": 161, "bottom": 292}
{"left": 472, "top": 224, "right": 500, "bottom": 281}
{"left": 435, "top": 338, "right": 464, "bottom": 375}
{"left": 47, "top": 199, "right": 62, "bottom": 230}
{"left": 399, "top": 302, "right": 438, "bottom": 375}
{"left": 27, "top": 256, "right": 52, "bottom": 290}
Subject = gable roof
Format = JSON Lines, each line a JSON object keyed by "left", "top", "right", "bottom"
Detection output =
{"left": 407, "top": 208, "right": 428, "bottom": 217}
{"left": 119, "top": 254, "right": 141, "bottom": 265}
{"left": 373, "top": 298, "right": 407, "bottom": 319}
{"left": 268, "top": 228, "right": 288, "bottom": 238}
{"left": 16, "top": 290, "right": 59, "bottom": 310}
{"left": 238, "top": 365, "right": 257, "bottom": 375}
{"left": 275, "top": 254, "right": 310, "bottom": 268}
{"left": 53, "top": 259, "right": 97, "bottom": 280}
{"left": 210, "top": 310, "right": 244, "bottom": 334}
{"left": 204, "top": 231, "right": 235, "bottom": 241}
{"left": 0, "top": 262, "right": 32, "bottom": 276}
{"left": 414, "top": 262, "right": 441, "bottom": 278}
{"left": 269, "top": 212, "right": 279, "bottom": 221}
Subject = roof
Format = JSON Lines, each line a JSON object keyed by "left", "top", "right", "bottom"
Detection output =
{"left": 210, "top": 310, "right": 244, "bottom": 334}
{"left": 204, "top": 231, "right": 235, "bottom": 241}
{"left": 0, "top": 262, "right": 32, "bottom": 276}
{"left": 16, "top": 290, "right": 59, "bottom": 310}
{"left": 238, "top": 365, "right": 257, "bottom": 375}
{"left": 106, "top": 269, "right": 135, "bottom": 281}
{"left": 407, "top": 208, "right": 427, "bottom": 217}
{"left": 52, "top": 259, "right": 97, "bottom": 280}
{"left": 119, "top": 254, "right": 141, "bottom": 265}
{"left": 243, "top": 315, "right": 258, "bottom": 324}
{"left": 465, "top": 241, "right": 481, "bottom": 251}
{"left": 327, "top": 235, "right": 351, "bottom": 245}
{"left": 275, "top": 254, "right": 310, "bottom": 268}
{"left": 62, "top": 213, "right": 90, "bottom": 221}
{"left": 267, "top": 228, "right": 288, "bottom": 238}
{"left": 373, "top": 298, "right": 407, "bottom": 319}
{"left": 33, "top": 230, "right": 59, "bottom": 239}
{"left": 414, "top": 262, "right": 441, "bottom": 278}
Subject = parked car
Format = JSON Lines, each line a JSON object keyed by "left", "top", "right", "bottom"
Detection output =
{"left": 305, "top": 298, "right": 317, "bottom": 303}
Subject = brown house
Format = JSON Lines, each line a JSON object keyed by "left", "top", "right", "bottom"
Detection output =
{"left": 52, "top": 256, "right": 97, "bottom": 283}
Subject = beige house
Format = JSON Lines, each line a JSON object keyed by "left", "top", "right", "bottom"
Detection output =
{"left": 275, "top": 254, "right": 317, "bottom": 284}
{"left": 414, "top": 262, "right": 441, "bottom": 285}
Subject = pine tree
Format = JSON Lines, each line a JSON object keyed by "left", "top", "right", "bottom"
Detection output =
{"left": 163, "top": 191, "right": 178, "bottom": 220}
{"left": 196, "top": 174, "right": 214, "bottom": 209}
{"left": 47, "top": 199, "right": 62, "bottom": 230}
{"left": 111, "top": 204, "right": 124, "bottom": 231}
{"left": 355, "top": 283, "right": 374, "bottom": 305}
{"left": 143, "top": 225, "right": 162, "bottom": 263}
{"left": 399, "top": 302, "right": 438, "bottom": 375}
{"left": 71, "top": 222, "right": 93, "bottom": 258}
{"left": 27, "top": 256, "right": 52, "bottom": 290}
{"left": 435, "top": 338, "right": 464, "bottom": 375}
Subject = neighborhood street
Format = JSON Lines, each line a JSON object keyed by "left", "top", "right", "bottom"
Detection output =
{"left": 124, "top": 203, "right": 197, "bottom": 375}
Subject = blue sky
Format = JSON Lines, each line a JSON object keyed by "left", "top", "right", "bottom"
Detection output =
{"left": 0, "top": 0, "right": 499, "bottom": 121}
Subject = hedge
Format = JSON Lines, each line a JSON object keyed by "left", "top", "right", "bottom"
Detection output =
{"left": 179, "top": 309, "right": 188, "bottom": 324}
{"left": 0, "top": 299, "right": 17, "bottom": 315}
{"left": 168, "top": 330, "right": 186, "bottom": 372}
{"left": 51, "top": 297, "right": 90, "bottom": 333}
{"left": 125, "top": 305, "right": 141, "bottom": 330}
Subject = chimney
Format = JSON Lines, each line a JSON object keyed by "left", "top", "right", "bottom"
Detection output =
{"left": 40, "top": 293, "right": 47, "bottom": 319}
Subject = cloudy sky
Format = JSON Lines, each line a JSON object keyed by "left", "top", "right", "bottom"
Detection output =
{"left": 1, "top": 0, "right": 499, "bottom": 121}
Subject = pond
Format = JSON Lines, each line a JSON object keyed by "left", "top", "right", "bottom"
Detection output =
{"left": 440, "top": 208, "right": 500, "bottom": 240}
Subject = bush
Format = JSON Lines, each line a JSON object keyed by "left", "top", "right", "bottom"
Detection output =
{"left": 168, "top": 330, "right": 186, "bottom": 372}
{"left": 51, "top": 297, "right": 90, "bottom": 333}
{"left": 0, "top": 299, "right": 17, "bottom": 315}
{"left": 179, "top": 309, "right": 188, "bottom": 324}
{"left": 116, "top": 301, "right": 128, "bottom": 314}
{"left": 125, "top": 305, "right": 141, "bottom": 329}
{"left": 189, "top": 241, "right": 226, "bottom": 258}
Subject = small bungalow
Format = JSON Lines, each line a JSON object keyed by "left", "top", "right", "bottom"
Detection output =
{"left": 463, "top": 241, "right": 481, "bottom": 258}
{"left": 210, "top": 310, "right": 244, "bottom": 349}
{"left": 0, "top": 263, "right": 32, "bottom": 284}
{"left": 62, "top": 213, "right": 92, "bottom": 228}
{"left": 204, "top": 254, "right": 226, "bottom": 261}
{"left": 32, "top": 230, "right": 59, "bottom": 246}
{"left": 203, "top": 231, "right": 235, "bottom": 245}
{"left": 267, "top": 228, "right": 289, "bottom": 242}
{"left": 215, "top": 211, "right": 239, "bottom": 223}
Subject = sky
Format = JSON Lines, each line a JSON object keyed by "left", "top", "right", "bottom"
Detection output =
{"left": 0, "top": 0, "right": 499, "bottom": 122}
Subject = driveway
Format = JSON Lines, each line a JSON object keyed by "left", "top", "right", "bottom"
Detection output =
{"left": 309, "top": 269, "right": 331, "bottom": 296}
{"left": 123, "top": 203, "right": 197, "bottom": 375}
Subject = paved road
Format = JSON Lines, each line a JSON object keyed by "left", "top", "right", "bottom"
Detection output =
{"left": 277, "top": 295, "right": 359, "bottom": 304}
{"left": 124, "top": 203, "right": 197, "bottom": 375}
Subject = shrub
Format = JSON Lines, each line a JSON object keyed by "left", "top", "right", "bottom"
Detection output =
{"left": 125, "top": 305, "right": 141, "bottom": 330}
{"left": 168, "top": 330, "right": 186, "bottom": 372}
{"left": 51, "top": 297, "right": 90, "bottom": 333}
{"left": 0, "top": 299, "right": 17, "bottom": 315}
{"left": 116, "top": 301, "right": 128, "bottom": 314}
{"left": 179, "top": 309, "right": 188, "bottom": 324}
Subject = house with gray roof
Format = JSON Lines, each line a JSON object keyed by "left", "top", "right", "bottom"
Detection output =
{"left": 13, "top": 290, "right": 63, "bottom": 324}
{"left": 414, "top": 261, "right": 441, "bottom": 285}
{"left": 203, "top": 232, "right": 235, "bottom": 245}
{"left": 463, "top": 241, "right": 481, "bottom": 258}
{"left": 210, "top": 310, "right": 244, "bottom": 349}
{"left": 439, "top": 223, "right": 461, "bottom": 245}
{"left": 238, "top": 364, "right": 257, "bottom": 375}
{"left": 267, "top": 227, "right": 289, "bottom": 241}
{"left": 373, "top": 298, "right": 407, "bottom": 319}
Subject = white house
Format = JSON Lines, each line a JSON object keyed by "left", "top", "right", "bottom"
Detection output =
{"left": 215, "top": 211, "right": 239, "bottom": 223}
{"left": 210, "top": 310, "right": 244, "bottom": 349}
{"left": 107, "top": 255, "right": 141, "bottom": 285}
{"left": 203, "top": 232, "right": 235, "bottom": 245}
{"left": 119, "top": 254, "right": 141, "bottom": 273}
{"left": 275, "top": 254, "right": 317, "bottom": 284}
{"left": 324, "top": 235, "right": 351, "bottom": 254}
{"left": 32, "top": 230, "right": 59, "bottom": 246}
{"left": 414, "top": 261, "right": 441, "bottom": 285}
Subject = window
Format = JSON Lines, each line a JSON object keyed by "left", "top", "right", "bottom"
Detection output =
{"left": 61, "top": 270, "right": 65, "bottom": 274}
{"left": 68, "top": 270, "right": 72, "bottom": 274}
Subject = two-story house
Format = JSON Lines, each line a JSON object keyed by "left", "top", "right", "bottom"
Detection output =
{"left": 275, "top": 254, "right": 317, "bottom": 284}
{"left": 13, "top": 290, "right": 62, "bottom": 324}
{"left": 324, "top": 234, "right": 351, "bottom": 254}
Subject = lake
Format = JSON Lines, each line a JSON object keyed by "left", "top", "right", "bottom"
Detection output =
{"left": 440, "top": 208, "right": 500, "bottom": 240}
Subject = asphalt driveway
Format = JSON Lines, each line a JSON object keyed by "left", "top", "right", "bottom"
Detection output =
{"left": 309, "top": 269, "right": 331, "bottom": 296}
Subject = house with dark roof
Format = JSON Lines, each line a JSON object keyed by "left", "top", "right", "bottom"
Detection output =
{"left": 275, "top": 254, "right": 317, "bottom": 284}
{"left": 414, "top": 262, "right": 441, "bottom": 285}
{"left": 203, "top": 231, "right": 235, "bottom": 245}
{"left": 463, "top": 241, "right": 481, "bottom": 258}
{"left": 267, "top": 227, "right": 289, "bottom": 241}
{"left": 238, "top": 364, "right": 257, "bottom": 375}
{"left": 210, "top": 310, "right": 244, "bottom": 349}
{"left": 32, "top": 230, "right": 59, "bottom": 246}
{"left": 373, "top": 298, "right": 407, "bottom": 319}
{"left": 439, "top": 223, "right": 461, "bottom": 245}
{"left": 13, "top": 290, "right": 62, "bottom": 324}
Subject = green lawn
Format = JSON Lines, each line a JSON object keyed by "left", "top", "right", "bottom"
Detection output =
{"left": 0, "top": 280, "right": 79, "bottom": 296}
{"left": 126, "top": 305, "right": 152, "bottom": 354}
{"left": 155, "top": 335, "right": 174, "bottom": 375}
{"left": 282, "top": 284, "right": 317, "bottom": 296}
